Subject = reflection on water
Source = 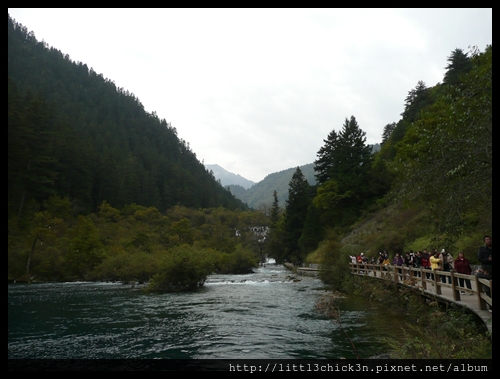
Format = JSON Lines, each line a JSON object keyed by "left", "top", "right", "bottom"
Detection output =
{"left": 8, "top": 263, "right": 407, "bottom": 359}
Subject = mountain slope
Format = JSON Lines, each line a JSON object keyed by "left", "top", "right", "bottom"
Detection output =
{"left": 228, "top": 164, "right": 316, "bottom": 209}
{"left": 7, "top": 15, "right": 247, "bottom": 214}
{"left": 204, "top": 164, "right": 255, "bottom": 189}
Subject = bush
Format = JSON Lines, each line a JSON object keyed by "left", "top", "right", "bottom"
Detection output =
{"left": 90, "top": 248, "right": 159, "bottom": 283}
{"left": 317, "top": 238, "right": 350, "bottom": 290}
{"left": 146, "top": 245, "right": 216, "bottom": 292}
{"left": 215, "top": 245, "right": 258, "bottom": 274}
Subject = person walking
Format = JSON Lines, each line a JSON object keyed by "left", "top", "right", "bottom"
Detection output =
{"left": 393, "top": 253, "right": 404, "bottom": 280}
{"left": 477, "top": 236, "right": 492, "bottom": 308}
{"left": 421, "top": 249, "right": 431, "bottom": 279}
{"left": 477, "top": 236, "right": 492, "bottom": 275}
{"left": 356, "top": 253, "right": 365, "bottom": 272}
{"left": 429, "top": 250, "right": 442, "bottom": 281}
{"left": 439, "top": 249, "right": 453, "bottom": 284}
{"left": 413, "top": 251, "right": 422, "bottom": 277}
{"left": 377, "top": 252, "right": 384, "bottom": 265}
{"left": 454, "top": 252, "right": 472, "bottom": 294}
{"left": 404, "top": 252, "right": 414, "bottom": 267}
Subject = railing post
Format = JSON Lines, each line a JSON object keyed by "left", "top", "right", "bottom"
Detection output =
{"left": 364, "top": 263, "right": 370, "bottom": 275}
{"left": 477, "top": 277, "right": 492, "bottom": 311}
{"left": 450, "top": 271, "right": 460, "bottom": 301}
{"left": 489, "top": 279, "right": 492, "bottom": 299}
{"left": 434, "top": 270, "right": 441, "bottom": 294}
{"left": 474, "top": 275, "right": 486, "bottom": 310}
{"left": 410, "top": 267, "right": 417, "bottom": 286}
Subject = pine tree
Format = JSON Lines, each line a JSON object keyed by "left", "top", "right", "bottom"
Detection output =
{"left": 443, "top": 48, "right": 473, "bottom": 87}
{"left": 314, "top": 129, "right": 338, "bottom": 186}
{"left": 313, "top": 116, "right": 373, "bottom": 226}
{"left": 298, "top": 201, "right": 323, "bottom": 256}
{"left": 335, "top": 116, "right": 372, "bottom": 193}
{"left": 381, "top": 122, "right": 396, "bottom": 146}
{"left": 401, "top": 81, "right": 433, "bottom": 124}
{"left": 282, "top": 167, "right": 311, "bottom": 263}
{"left": 270, "top": 190, "right": 280, "bottom": 226}
{"left": 264, "top": 190, "right": 285, "bottom": 262}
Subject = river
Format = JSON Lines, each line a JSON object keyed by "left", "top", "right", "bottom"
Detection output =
{"left": 8, "top": 262, "right": 405, "bottom": 360}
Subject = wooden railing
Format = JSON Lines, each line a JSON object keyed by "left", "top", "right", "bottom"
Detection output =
{"left": 349, "top": 263, "right": 492, "bottom": 311}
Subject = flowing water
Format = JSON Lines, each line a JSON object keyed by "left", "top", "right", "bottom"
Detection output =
{"left": 8, "top": 262, "right": 405, "bottom": 360}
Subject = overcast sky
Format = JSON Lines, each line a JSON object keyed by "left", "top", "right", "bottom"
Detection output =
{"left": 8, "top": 8, "right": 492, "bottom": 183}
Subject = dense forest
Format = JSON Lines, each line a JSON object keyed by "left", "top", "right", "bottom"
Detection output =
{"left": 8, "top": 14, "right": 491, "bottom": 293}
{"left": 7, "top": 15, "right": 247, "bottom": 216}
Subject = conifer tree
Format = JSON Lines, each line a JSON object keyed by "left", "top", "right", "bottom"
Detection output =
{"left": 282, "top": 167, "right": 311, "bottom": 263}
{"left": 313, "top": 116, "right": 373, "bottom": 226}
{"left": 314, "top": 129, "right": 338, "bottom": 186}
{"left": 443, "top": 48, "right": 473, "bottom": 87}
{"left": 381, "top": 122, "right": 396, "bottom": 146}
{"left": 334, "top": 116, "right": 372, "bottom": 195}
{"left": 264, "top": 190, "right": 285, "bottom": 262}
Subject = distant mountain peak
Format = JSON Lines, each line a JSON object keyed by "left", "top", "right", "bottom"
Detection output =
{"left": 205, "top": 164, "right": 255, "bottom": 190}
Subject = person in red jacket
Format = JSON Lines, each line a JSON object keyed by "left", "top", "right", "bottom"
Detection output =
{"left": 421, "top": 249, "right": 431, "bottom": 279}
{"left": 356, "top": 253, "right": 365, "bottom": 272}
{"left": 454, "top": 251, "right": 472, "bottom": 294}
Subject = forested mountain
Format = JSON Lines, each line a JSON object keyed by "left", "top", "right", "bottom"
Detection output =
{"left": 8, "top": 14, "right": 247, "bottom": 218}
{"left": 227, "top": 164, "right": 316, "bottom": 210}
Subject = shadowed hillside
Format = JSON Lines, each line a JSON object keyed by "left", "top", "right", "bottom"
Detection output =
{"left": 8, "top": 15, "right": 247, "bottom": 215}
{"left": 228, "top": 164, "right": 316, "bottom": 209}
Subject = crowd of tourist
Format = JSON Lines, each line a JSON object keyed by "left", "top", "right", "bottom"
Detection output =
{"left": 349, "top": 236, "right": 492, "bottom": 311}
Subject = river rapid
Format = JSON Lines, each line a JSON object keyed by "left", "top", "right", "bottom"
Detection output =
{"left": 8, "top": 262, "right": 404, "bottom": 360}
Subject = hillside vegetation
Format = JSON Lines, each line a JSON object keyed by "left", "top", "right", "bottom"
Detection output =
{"left": 263, "top": 45, "right": 492, "bottom": 274}
{"left": 8, "top": 14, "right": 491, "bottom": 295}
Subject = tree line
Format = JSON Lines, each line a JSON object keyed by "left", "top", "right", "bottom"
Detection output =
{"left": 9, "top": 196, "right": 269, "bottom": 290}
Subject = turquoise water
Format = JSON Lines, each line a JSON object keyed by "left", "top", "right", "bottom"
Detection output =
{"left": 8, "top": 263, "right": 401, "bottom": 359}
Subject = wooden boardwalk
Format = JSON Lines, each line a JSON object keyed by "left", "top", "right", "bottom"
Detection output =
{"left": 348, "top": 263, "right": 492, "bottom": 334}
{"left": 289, "top": 263, "right": 492, "bottom": 334}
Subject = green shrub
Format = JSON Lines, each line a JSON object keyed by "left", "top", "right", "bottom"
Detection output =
{"left": 146, "top": 245, "right": 216, "bottom": 292}
{"left": 317, "top": 238, "right": 350, "bottom": 290}
{"left": 215, "top": 245, "right": 258, "bottom": 274}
